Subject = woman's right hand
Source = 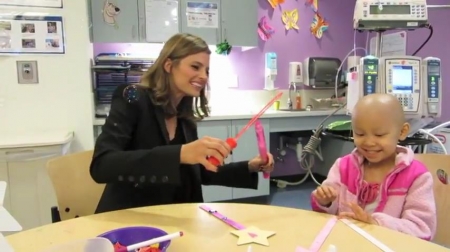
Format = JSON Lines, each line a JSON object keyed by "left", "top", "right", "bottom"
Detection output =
{"left": 180, "top": 136, "right": 231, "bottom": 172}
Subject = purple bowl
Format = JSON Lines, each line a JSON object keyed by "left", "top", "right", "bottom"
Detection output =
{"left": 97, "top": 226, "right": 171, "bottom": 251}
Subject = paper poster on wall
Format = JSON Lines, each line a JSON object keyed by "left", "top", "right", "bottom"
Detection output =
{"left": 369, "top": 31, "right": 407, "bottom": 56}
{"left": 0, "top": 14, "right": 65, "bottom": 54}
{"left": 186, "top": 2, "right": 218, "bottom": 28}
{"left": 0, "top": 0, "right": 62, "bottom": 8}
{"left": 145, "top": 0, "right": 179, "bottom": 43}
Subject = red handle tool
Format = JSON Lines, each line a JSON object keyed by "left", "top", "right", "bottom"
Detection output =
{"left": 207, "top": 92, "right": 283, "bottom": 167}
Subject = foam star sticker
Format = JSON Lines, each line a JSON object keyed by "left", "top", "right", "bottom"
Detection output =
{"left": 230, "top": 226, "right": 276, "bottom": 246}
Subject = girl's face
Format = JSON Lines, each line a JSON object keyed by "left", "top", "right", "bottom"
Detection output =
{"left": 352, "top": 110, "right": 409, "bottom": 165}
{"left": 164, "top": 52, "right": 209, "bottom": 98}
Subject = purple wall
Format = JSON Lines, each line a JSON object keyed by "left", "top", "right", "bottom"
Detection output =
{"left": 228, "top": 0, "right": 365, "bottom": 90}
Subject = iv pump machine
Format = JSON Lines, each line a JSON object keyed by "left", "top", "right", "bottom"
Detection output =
{"left": 353, "top": 0, "right": 428, "bottom": 30}
{"left": 354, "top": 56, "right": 441, "bottom": 117}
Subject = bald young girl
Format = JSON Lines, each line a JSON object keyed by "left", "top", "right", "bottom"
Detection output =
{"left": 311, "top": 93, "right": 436, "bottom": 240}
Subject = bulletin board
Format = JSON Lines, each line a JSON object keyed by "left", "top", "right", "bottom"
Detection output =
{"left": 0, "top": 14, "right": 65, "bottom": 54}
{"left": 0, "top": 0, "right": 62, "bottom": 8}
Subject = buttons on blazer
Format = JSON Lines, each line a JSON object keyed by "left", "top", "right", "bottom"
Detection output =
{"left": 128, "top": 176, "right": 135, "bottom": 182}
{"left": 162, "top": 176, "right": 169, "bottom": 183}
{"left": 139, "top": 176, "right": 146, "bottom": 183}
{"left": 118, "top": 175, "right": 124, "bottom": 181}
{"left": 150, "top": 176, "right": 156, "bottom": 183}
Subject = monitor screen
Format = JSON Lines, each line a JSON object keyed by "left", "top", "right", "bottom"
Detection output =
{"left": 363, "top": 64, "right": 377, "bottom": 74}
{"left": 392, "top": 65, "right": 413, "bottom": 94}
{"left": 428, "top": 65, "right": 440, "bottom": 75}
{"left": 369, "top": 5, "right": 411, "bottom": 15}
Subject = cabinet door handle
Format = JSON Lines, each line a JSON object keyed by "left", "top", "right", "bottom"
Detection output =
{"left": 216, "top": 29, "right": 219, "bottom": 44}
{"left": 131, "top": 25, "right": 137, "bottom": 39}
{"left": 140, "top": 24, "right": 145, "bottom": 41}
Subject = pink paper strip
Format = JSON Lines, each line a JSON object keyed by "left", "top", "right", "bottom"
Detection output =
{"left": 199, "top": 205, "right": 246, "bottom": 230}
{"left": 255, "top": 120, "right": 269, "bottom": 179}
{"left": 309, "top": 217, "right": 338, "bottom": 252}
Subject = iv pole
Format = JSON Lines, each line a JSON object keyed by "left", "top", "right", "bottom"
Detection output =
{"left": 374, "top": 31, "right": 383, "bottom": 58}
{"left": 427, "top": 5, "right": 450, "bottom": 8}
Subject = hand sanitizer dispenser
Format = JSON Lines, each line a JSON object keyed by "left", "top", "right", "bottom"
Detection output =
{"left": 265, "top": 52, "right": 277, "bottom": 90}
{"left": 289, "top": 62, "right": 303, "bottom": 84}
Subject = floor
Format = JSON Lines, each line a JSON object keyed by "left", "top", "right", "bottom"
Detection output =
{"left": 223, "top": 178, "right": 318, "bottom": 210}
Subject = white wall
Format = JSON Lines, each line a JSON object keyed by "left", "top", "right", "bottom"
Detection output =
{"left": 0, "top": 1, "right": 94, "bottom": 151}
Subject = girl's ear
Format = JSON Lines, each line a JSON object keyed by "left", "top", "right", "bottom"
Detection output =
{"left": 399, "top": 123, "right": 410, "bottom": 141}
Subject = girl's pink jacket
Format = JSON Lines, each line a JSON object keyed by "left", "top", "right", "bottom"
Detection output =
{"left": 311, "top": 146, "right": 436, "bottom": 240}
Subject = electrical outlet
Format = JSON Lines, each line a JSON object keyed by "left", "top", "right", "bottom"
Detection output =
{"left": 17, "top": 61, "right": 39, "bottom": 84}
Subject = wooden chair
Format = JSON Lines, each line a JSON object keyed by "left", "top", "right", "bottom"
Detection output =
{"left": 415, "top": 154, "right": 450, "bottom": 247}
{"left": 46, "top": 150, "right": 105, "bottom": 222}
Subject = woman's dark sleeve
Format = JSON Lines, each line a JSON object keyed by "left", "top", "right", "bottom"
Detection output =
{"left": 201, "top": 161, "right": 259, "bottom": 189}
{"left": 90, "top": 85, "right": 182, "bottom": 185}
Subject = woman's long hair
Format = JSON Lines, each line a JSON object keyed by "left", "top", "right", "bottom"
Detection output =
{"left": 139, "top": 33, "right": 211, "bottom": 122}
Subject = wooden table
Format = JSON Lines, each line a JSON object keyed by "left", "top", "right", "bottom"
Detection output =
{"left": 6, "top": 203, "right": 449, "bottom": 251}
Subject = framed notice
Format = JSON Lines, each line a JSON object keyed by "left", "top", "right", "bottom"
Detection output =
{"left": 0, "top": 0, "right": 62, "bottom": 8}
{"left": 0, "top": 14, "right": 65, "bottom": 54}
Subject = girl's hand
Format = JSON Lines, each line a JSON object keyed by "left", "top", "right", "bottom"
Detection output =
{"left": 312, "top": 185, "right": 338, "bottom": 206}
{"left": 338, "top": 202, "right": 378, "bottom": 225}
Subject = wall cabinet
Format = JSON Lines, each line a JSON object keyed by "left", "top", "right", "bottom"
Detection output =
{"left": 197, "top": 120, "right": 233, "bottom": 202}
{"left": 89, "top": 0, "right": 141, "bottom": 43}
{"left": 220, "top": 0, "right": 258, "bottom": 47}
{"left": 231, "top": 119, "right": 270, "bottom": 199}
{"left": 0, "top": 161, "right": 9, "bottom": 211}
{"left": 7, "top": 158, "right": 57, "bottom": 231}
{"left": 0, "top": 138, "right": 70, "bottom": 232}
{"left": 88, "top": 0, "right": 258, "bottom": 47}
{"left": 179, "top": 0, "right": 221, "bottom": 45}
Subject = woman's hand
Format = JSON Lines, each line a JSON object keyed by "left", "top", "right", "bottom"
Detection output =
{"left": 180, "top": 136, "right": 231, "bottom": 172}
{"left": 248, "top": 153, "right": 275, "bottom": 173}
{"left": 338, "top": 202, "right": 378, "bottom": 225}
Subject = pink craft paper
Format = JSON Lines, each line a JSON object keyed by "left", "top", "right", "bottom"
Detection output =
{"left": 257, "top": 16, "right": 275, "bottom": 41}
{"left": 255, "top": 120, "right": 269, "bottom": 179}
{"left": 296, "top": 217, "right": 338, "bottom": 252}
{"left": 199, "top": 205, "right": 246, "bottom": 230}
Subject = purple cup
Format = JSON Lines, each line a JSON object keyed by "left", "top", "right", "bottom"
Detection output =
{"left": 97, "top": 226, "right": 171, "bottom": 251}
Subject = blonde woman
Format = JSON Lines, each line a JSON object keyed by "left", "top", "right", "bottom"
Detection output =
{"left": 91, "top": 33, "right": 274, "bottom": 213}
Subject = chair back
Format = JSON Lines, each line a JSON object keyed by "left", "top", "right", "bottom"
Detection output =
{"left": 46, "top": 150, "right": 104, "bottom": 221}
{"left": 415, "top": 154, "right": 450, "bottom": 247}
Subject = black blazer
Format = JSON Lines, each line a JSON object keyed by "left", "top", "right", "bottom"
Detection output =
{"left": 91, "top": 84, "right": 258, "bottom": 213}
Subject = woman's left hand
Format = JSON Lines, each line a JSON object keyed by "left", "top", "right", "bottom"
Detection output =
{"left": 248, "top": 153, "right": 275, "bottom": 173}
